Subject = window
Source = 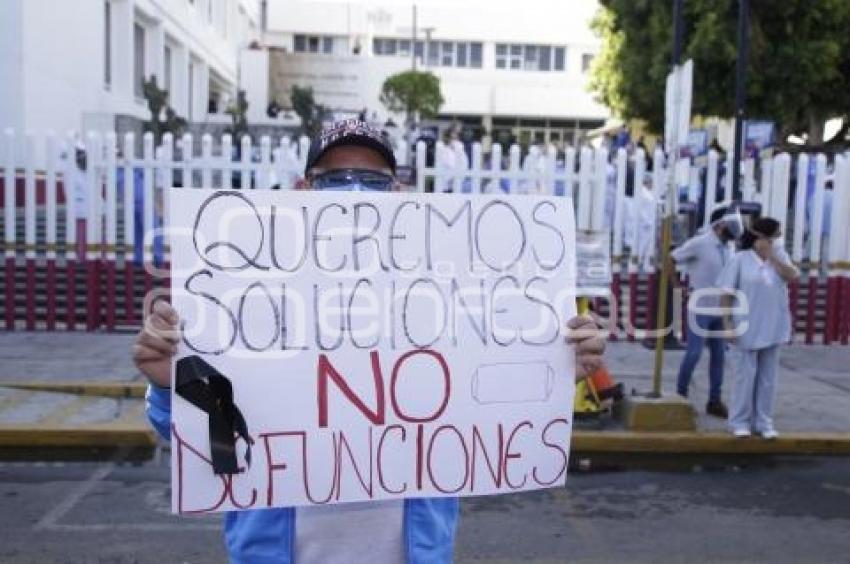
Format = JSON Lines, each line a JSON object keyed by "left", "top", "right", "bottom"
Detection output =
{"left": 374, "top": 38, "right": 482, "bottom": 69}
{"left": 524, "top": 45, "right": 537, "bottom": 70}
{"left": 496, "top": 43, "right": 565, "bottom": 72}
{"left": 495, "top": 44, "right": 507, "bottom": 69}
{"left": 554, "top": 47, "right": 566, "bottom": 71}
{"left": 441, "top": 41, "right": 454, "bottom": 66}
{"left": 456, "top": 43, "right": 467, "bottom": 67}
{"left": 539, "top": 46, "right": 551, "bottom": 71}
{"left": 163, "top": 45, "right": 173, "bottom": 100}
{"left": 188, "top": 61, "right": 194, "bottom": 119}
{"left": 295, "top": 34, "right": 335, "bottom": 54}
{"left": 133, "top": 23, "right": 145, "bottom": 98}
{"left": 426, "top": 41, "right": 439, "bottom": 66}
{"left": 469, "top": 43, "right": 482, "bottom": 68}
{"left": 509, "top": 45, "right": 522, "bottom": 69}
{"left": 582, "top": 53, "right": 594, "bottom": 73}
{"left": 104, "top": 1, "right": 111, "bottom": 87}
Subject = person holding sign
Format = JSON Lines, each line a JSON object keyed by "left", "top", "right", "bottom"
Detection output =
{"left": 133, "top": 120, "right": 605, "bottom": 564}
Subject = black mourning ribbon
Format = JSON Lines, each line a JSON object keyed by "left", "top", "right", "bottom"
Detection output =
{"left": 175, "top": 355, "right": 253, "bottom": 475}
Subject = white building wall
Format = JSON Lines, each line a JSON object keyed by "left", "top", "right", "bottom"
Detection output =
{"left": 264, "top": 0, "right": 608, "bottom": 124}
{"left": 240, "top": 49, "right": 270, "bottom": 122}
{"left": 20, "top": 0, "right": 106, "bottom": 137}
{"left": 0, "top": 0, "right": 260, "bottom": 143}
{"left": 0, "top": 1, "right": 25, "bottom": 135}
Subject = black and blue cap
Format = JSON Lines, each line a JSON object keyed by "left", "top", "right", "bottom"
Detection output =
{"left": 304, "top": 119, "right": 397, "bottom": 176}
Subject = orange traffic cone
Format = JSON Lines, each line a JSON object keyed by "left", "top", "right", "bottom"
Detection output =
{"left": 587, "top": 362, "right": 623, "bottom": 402}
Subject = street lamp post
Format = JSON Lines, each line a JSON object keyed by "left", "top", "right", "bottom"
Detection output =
{"left": 731, "top": 0, "right": 750, "bottom": 200}
{"left": 651, "top": 0, "right": 685, "bottom": 397}
{"left": 422, "top": 27, "right": 435, "bottom": 67}
{"left": 411, "top": 4, "right": 417, "bottom": 72}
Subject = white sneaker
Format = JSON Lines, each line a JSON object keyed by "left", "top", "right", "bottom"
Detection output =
{"left": 733, "top": 428, "right": 752, "bottom": 438}
{"left": 760, "top": 429, "right": 779, "bottom": 440}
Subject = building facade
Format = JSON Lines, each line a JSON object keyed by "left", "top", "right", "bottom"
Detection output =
{"left": 0, "top": 0, "right": 260, "bottom": 140}
{"left": 262, "top": 0, "right": 610, "bottom": 147}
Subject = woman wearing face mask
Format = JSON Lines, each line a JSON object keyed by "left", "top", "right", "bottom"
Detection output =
{"left": 716, "top": 217, "right": 799, "bottom": 439}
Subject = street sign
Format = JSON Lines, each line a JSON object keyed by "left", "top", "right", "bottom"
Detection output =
{"left": 686, "top": 129, "right": 709, "bottom": 158}
{"left": 575, "top": 230, "right": 611, "bottom": 298}
{"left": 745, "top": 120, "right": 776, "bottom": 153}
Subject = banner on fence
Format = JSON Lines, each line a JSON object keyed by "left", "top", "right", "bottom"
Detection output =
{"left": 576, "top": 230, "right": 612, "bottom": 297}
{"left": 168, "top": 189, "right": 578, "bottom": 513}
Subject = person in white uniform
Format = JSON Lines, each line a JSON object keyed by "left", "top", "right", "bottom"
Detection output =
{"left": 670, "top": 206, "right": 742, "bottom": 418}
{"left": 716, "top": 217, "right": 799, "bottom": 439}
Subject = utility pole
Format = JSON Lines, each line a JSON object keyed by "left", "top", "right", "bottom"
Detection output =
{"left": 411, "top": 4, "right": 418, "bottom": 72}
{"left": 651, "top": 0, "right": 684, "bottom": 397}
{"left": 672, "top": 0, "right": 683, "bottom": 66}
{"left": 422, "top": 27, "right": 435, "bottom": 67}
{"left": 731, "top": 0, "right": 750, "bottom": 200}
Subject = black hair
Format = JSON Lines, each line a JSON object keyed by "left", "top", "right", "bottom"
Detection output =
{"left": 709, "top": 206, "right": 727, "bottom": 224}
{"left": 740, "top": 217, "right": 780, "bottom": 250}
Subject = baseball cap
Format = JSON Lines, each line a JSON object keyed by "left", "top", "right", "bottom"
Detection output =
{"left": 304, "top": 119, "right": 396, "bottom": 176}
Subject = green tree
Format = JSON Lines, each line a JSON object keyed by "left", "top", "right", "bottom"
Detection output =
{"left": 225, "top": 90, "right": 250, "bottom": 141}
{"left": 590, "top": 0, "right": 850, "bottom": 143}
{"left": 379, "top": 70, "right": 444, "bottom": 122}
{"left": 290, "top": 85, "right": 328, "bottom": 137}
{"left": 141, "top": 75, "right": 187, "bottom": 144}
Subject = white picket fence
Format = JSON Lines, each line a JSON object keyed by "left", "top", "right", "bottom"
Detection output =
{"left": 1, "top": 129, "right": 849, "bottom": 341}
{"left": 424, "top": 139, "right": 850, "bottom": 273}
{"left": 2, "top": 130, "right": 312, "bottom": 265}
{"left": 2, "top": 129, "right": 848, "bottom": 270}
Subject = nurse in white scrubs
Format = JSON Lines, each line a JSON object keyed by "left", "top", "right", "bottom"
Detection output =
{"left": 716, "top": 217, "right": 800, "bottom": 439}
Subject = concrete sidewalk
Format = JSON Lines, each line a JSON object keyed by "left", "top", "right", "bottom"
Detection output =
{"left": 0, "top": 332, "right": 848, "bottom": 456}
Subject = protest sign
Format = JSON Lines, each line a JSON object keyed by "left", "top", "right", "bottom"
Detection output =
{"left": 168, "top": 189, "right": 577, "bottom": 514}
{"left": 575, "top": 230, "right": 611, "bottom": 297}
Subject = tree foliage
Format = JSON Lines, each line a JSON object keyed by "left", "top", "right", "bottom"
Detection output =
{"left": 379, "top": 70, "right": 445, "bottom": 120}
{"left": 590, "top": 0, "right": 850, "bottom": 140}
{"left": 225, "top": 90, "right": 250, "bottom": 141}
{"left": 290, "top": 85, "right": 328, "bottom": 137}
{"left": 141, "top": 75, "right": 187, "bottom": 143}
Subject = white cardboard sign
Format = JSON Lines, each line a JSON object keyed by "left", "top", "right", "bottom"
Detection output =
{"left": 168, "top": 189, "right": 577, "bottom": 514}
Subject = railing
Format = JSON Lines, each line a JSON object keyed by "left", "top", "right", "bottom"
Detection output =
{"left": 1, "top": 129, "right": 848, "bottom": 344}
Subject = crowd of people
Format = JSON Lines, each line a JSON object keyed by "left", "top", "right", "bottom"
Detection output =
{"left": 81, "top": 116, "right": 804, "bottom": 443}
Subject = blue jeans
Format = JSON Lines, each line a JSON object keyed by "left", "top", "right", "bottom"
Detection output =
{"left": 677, "top": 314, "right": 725, "bottom": 402}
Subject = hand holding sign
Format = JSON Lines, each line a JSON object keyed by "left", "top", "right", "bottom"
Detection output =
{"left": 141, "top": 189, "right": 597, "bottom": 513}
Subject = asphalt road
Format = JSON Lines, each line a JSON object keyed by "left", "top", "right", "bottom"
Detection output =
{"left": 1, "top": 453, "right": 849, "bottom": 564}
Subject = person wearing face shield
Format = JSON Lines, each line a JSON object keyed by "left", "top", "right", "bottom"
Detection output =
{"left": 669, "top": 205, "right": 743, "bottom": 418}
{"left": 133, "top": 119, "right": 608, "bottom": 563}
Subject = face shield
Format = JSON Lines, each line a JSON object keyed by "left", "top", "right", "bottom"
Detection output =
{"left": 718, "top": 208, "right": 744, "bottom": 240}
